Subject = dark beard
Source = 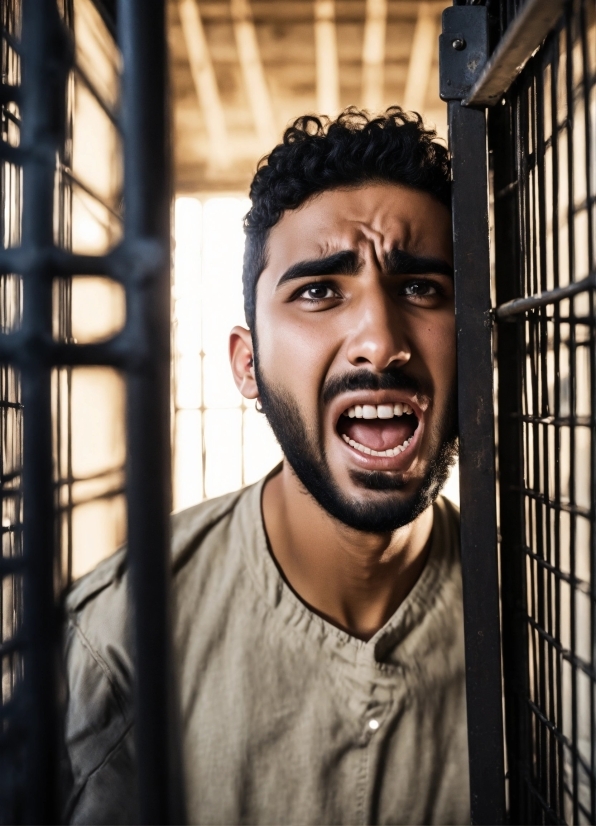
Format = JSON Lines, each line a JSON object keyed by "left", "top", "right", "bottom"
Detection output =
{"left": 254, "top": 352, "right": 458, "bottom": 534}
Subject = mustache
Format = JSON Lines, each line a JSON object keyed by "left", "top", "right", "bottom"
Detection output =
{"left": 321, "top": 369, "right": 424, "bottom": 406}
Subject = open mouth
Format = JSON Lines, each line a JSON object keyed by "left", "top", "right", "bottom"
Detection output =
{"left": 336, "top": 402, "right": 420, "bottom": 458}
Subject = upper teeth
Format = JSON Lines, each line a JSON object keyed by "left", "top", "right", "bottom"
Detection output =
{"left": 342, "top": 403, "right": 414, "bottom": 419}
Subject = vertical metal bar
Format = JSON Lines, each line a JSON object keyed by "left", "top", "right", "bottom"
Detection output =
{"left": 490, "top": 95, "right": 528, "bottom": 823}
{"left": 117, "top": 1, "right": 181, "bottom": 822}
{"left": 548, "top": 30, "right": 565, "bottom": 820}
{"left": 19, "top": 1, "right": 70, "bottom": 821}
{"left": 525, "top": 72, "right": 545, "bottom": 813}
{"left": 563, "top": 8, "right": 580, "bottom": 820}
{"left": 535, "top": 55, "right": 556, "bottom": 817}
{"left": 449, "top": 101, "right": 506, "bottom": 825}
{"left": 578, "top": 0, "right": 596, "bottom": 818}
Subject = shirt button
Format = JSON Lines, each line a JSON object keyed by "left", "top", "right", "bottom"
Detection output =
{"left": 368, "top": 719, "right": 380, "bottom": 731}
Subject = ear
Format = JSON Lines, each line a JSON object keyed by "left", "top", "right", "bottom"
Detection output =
{"left": 229, "top": 326, "right": 259, "bottom": 400}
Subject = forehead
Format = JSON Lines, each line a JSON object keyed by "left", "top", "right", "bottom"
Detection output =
{"left": 265, "top": 182, "right": 452, "bottom": 269}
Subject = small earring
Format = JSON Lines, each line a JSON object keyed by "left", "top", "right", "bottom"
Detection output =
{"left": 255, "top": 398, "right": 263, "bottom": 413}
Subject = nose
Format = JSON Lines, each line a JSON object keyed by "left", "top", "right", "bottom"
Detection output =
{"left": 345, "top": 281, "right": 411, "bottom": 371}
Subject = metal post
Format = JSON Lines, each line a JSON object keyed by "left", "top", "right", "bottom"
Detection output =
{"left": 117, "top": 1, "right": 182, "bottom": 822}
{"left": 449, "top": 101, "right": 506, "bottom": 825}
{"left": 489, "top": 99, "right": 529, "bottom": 822}
{"left": 440, "top": 5, "right": 506, "bottom": 823}
{"left": 0, "top": 0, "right": 180, "bottom": 821}
{"left": 19, "top": 2, "right": 71, "bottom": 822}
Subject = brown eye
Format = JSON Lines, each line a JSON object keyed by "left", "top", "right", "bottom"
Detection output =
{"left": 402, "top": 280, "right": 439, "bottom": 297}
{"left": 301, "top": 285, "right": 336, "bottom": 301}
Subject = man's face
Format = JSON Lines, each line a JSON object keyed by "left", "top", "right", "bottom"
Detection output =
{"left": 253, "top": 182, "right": 456, "bottom": 533}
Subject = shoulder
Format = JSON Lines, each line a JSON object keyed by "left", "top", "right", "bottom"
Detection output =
{"left": 64, "top": 546, "right": 135, "bottom": 821}
{"left": 65, "top": 545, "right": 132, "bottom": 709}
{"left": 65, "top": 486, "right": 255, "bottom": 620}
{"left": 65, "top": 483, "right": 258, "bottom": 681}
{"left": 63, "top": 481, "right": 261, "bottom": 821}
{"left": 170, "top": 484, "right": 251, "bottom": 573}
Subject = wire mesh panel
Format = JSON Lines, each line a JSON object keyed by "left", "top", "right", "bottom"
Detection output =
{"left": 490, "top": 0, "right": 596, "bottom": 822}
{"left": 0, "top": 0, "right": 177, "bottom": 821}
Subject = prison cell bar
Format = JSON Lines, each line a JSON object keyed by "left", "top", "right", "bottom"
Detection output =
{"left": 456, "top": 0, "right": 594, "bottom": 822}
{"left": 0, "top": 0, "right": 179, "bottom": 821}
{"left": 492, "top": 3, "right": 596, "bottom": 820}
{"left": 19, "top": 1, "right": 71, "bottom": 820}
{"left": 489, "top": 97, "right": 529, "bottom": 822}
{"left": 440, "top": 4, "right": 507, "bottom": 822}
{"left": 449, "top": 100, "right": 507, "bottom": 825}
{"left": 464, "top": 0, "right": 565, "bottom": 108}
{"left": 117, "top": 0, "right": 184, "bottom": 822}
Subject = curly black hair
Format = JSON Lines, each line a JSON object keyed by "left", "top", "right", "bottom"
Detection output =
{"left": 242, "top": 106, "right": 450, "bottom": 330}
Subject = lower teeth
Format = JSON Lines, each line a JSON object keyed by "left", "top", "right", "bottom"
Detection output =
{"left": 341, "top": 433, "right": 412, "bottom": 457}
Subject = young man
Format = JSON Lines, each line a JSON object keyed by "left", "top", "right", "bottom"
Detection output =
{"left": 64, "top": 108, "right": 469, "bottom": 824}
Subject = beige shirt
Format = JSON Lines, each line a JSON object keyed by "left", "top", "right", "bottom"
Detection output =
{"left": 64, "top": 475, "right": 470, "bottom": 825}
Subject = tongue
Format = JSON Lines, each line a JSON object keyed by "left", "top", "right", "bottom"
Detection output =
{"left": 339, "top": 418, "right": 416, "bottom": 451}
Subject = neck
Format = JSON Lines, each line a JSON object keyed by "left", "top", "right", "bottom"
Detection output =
{"left": 261, "top": 462, "right": 434, "bottom": 641}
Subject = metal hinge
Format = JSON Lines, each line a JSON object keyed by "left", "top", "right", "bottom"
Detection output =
{"left": 439, "top": 5, "right": 489, "bottom": 103}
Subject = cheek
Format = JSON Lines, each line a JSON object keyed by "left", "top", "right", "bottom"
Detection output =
{"left": 255, "top": 306, "right": 332, "bottom": 393}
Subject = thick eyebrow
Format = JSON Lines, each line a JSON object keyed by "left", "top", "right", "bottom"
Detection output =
{"left": 276, "top": 250, "right": 361, "bottom": 287}
{"left": 384, "top": 247, "right": 453, "bottom": 278}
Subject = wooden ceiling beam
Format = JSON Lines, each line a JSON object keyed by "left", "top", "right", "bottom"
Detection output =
{"left": 361, "top": 0, "right": 387, "bottom": 114}
{"left": 177, "top": 0, "right": 230, "bottom": 168}
{"left": 402, "top": 1, "right": 437, "bottom": 114}
{"left": 231, "top": 0, "right": 278, "bottom": 150}
{"left": 314, "top": 0, "right": 340, "bottom": 116}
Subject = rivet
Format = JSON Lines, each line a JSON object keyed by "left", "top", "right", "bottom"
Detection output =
{"left": 452, "top": 38, "right": 466, "bottom": 51}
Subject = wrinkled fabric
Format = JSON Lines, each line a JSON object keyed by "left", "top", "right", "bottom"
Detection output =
{"left": 64, "top": 475, "right": 470, "bottom": 825}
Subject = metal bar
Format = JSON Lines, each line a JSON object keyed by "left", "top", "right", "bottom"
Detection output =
{"left": 0, "top": 140, "right": 24, "bottom": 164}
{"left": 513, "top": 487, "right": 591, "bottom": 519}
{"left": 547, "top": 30, "right": 566, "bottom": 821}
{"left": 0, "top": 242, "right": 159, "bottom": 281}
{"left": 1, "top": 27, "right": 21, "bottom": 55}
{"left": 60, "top": 165, "right": 122, "bottom": 221}
{"left": 0, "top": 247, "right": 117, "bottom": 278}
{"left": 117, "top": 0, "right": 182, "bottom": 822}
{"left": 0, "top": 83, "right": 20, "bottom": 104}
{"left": 523, "top": 545, "right": 593, "bottom": 598}
{"left": 576, "top": 0, "right": 596, "bottom": 817}
{"left": 449, "top": 100, "right": 506, "bottom": 825}
{"left": 515, "top": 84, "right": 538, "bottom": 820}
{"left": 489, "top": 96, "right": 528, "bottom": 820}
{"left": 463, "top": 0, "right": 564, "bottom": 107}
{"left": 18, "top": 0, "right": 72, "bottom": 821}
{"left": 73, "top": 61, "right": 120, "bottom": 130}
{"left": 496, "top": 271, "right": 596, "bottom": 319}
{"left": 535, "top": 59, "right": 557, "bottom": 818}
{"left": 50, "top": 338, "right": 130, "bottom": 366}
{"left": 0, "top": 333, "right": 130, "bottom": 367}
{"left": 561, "top": 10, "right": 580, "bottom": 819}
